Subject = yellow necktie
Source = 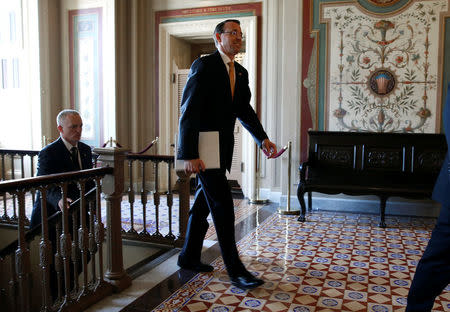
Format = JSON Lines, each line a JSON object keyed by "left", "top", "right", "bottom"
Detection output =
{"left": 228, "top": 61, "right": 235, "bottom": 98}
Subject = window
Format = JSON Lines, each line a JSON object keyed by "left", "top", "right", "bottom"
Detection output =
{"left": 0, "top": 0, "right": 40, "bottom": 149}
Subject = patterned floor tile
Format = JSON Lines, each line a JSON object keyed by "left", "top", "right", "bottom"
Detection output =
{"left": 152, "top": 211, "right": 450, "bottom": 312}
{"left": 316, "top": 297, "right": 343, "bottom": 309}
{"left": 208, "top": 303, "right": 237, "bottom": 312}
{"left": 342, "top": 299, "right": 367, "bottom": 311}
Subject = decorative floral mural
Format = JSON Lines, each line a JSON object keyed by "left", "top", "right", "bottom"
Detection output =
{"left": 368, "top": 0, "right": 403, "bottom": 6}
{"left": 324, "top": 0, "right": 448, "bottom": 132}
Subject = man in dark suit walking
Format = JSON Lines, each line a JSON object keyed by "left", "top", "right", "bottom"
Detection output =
{"left": 177, "top": 19, "right": 277, "bottom": 290}
{"left": 406, "top": 84, "right": 450, "bottom": 311}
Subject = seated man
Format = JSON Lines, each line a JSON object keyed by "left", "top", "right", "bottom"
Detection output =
{"left": 30, "top": 109, "right": 94, "bottom": 298}
{"left": 31, "top": 109, "right": 93, "bottom": 224}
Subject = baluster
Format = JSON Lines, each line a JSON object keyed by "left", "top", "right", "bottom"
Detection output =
{"left": 20, "top": 156, "right": 30, "bottom": 226}
{"left": 78, "top": 180, "right": 89, "bottom": 298}
{"left": 1, "top": 192, "right": 8, "bottom": 221}
{"left": 20, "top": 155, "right": 25, "bottom": 178}
{"left": 140, "top": 160, "right": 149, "bottom": 236}
{"left": 1, "top": 154, "right": 5, "bottom": 180}
{"left": 88, "top": 201, "right": 97, "bottom": 286}
{"left": 15, "top": 190, "right": 31, "bottom": 312}
{"left": 38, "top": 188, "right": 52, "bottom": 310}
{"left": 30, "top": 155, "right": 35, "bottom": 177}
{"left": 128, "top": 159, "right": 136, "bottom": 234}
{"left": 1, "top": 155, "right": 7, "bottom": 221}
{"left": 153, "top": 161, "right": 162, "bottom": 238}
{"left": 71, "top": 200, "right": 79, "bottom": 294}
{"left": 10, "top": 155, "right": 15, "bottom": 180}
{"left": 11, "top": 156, "right": 17, "bottom": 221}
{"left": 94, "top": 177, "right": 105, "bottom": 288}
{"left": 30, "top": 155, "right": 36, "bottom": 205}
{"left": 166, "top": 161, "right": 175, "bottom": 240}
{"left": 93, "top": 154, "right": 98, "bottom": 168}
{"left": 8, "top": 252, "right": 18, "bottom": 311}
{"left": 54, "top": 220, "right": 63, "bottom": 302}
{"left": 59, "top": 183, "right": 73, "bottom": 307}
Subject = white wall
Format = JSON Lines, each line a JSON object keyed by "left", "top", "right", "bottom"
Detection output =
{"left": 260, "top": 0, "right": 303, "bottom": 205}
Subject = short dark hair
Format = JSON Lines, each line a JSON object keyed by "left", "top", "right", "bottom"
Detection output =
{"left": 213, "top": 19, "right": 241, "bottom": 46}
{"left": 214, "top": 19, "right": 241, "bottom": 36}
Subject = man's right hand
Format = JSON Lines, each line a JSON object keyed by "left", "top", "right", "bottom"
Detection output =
{"left": 184, "top": 159, "right": 206, "bottom": 175}
{"left": 58, "top": 198, "right": 73, "bottom": 210}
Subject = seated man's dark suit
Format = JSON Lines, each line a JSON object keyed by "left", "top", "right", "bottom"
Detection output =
{"left": 30, "top": 136, "right": 93, "bottom": 298}
{"left": 30, "top": 137, "right": 93, "bottom": 228}
{"left": 177, "top": 50, "right": 269, "bottom": 277}
{"left": 406, "top": 84, "right": 450, "bottom": 311}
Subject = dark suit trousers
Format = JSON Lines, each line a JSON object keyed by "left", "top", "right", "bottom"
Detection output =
{"left": 406, "top": 204, "right": 450, "bottom": 311}
{"left": 179, "top": 169, "right": 246, "bottom": 276}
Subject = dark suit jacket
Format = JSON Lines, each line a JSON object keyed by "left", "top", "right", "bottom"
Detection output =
{"left": 30, "top": 137, "right": 93, "bottom": 228}
{"left": 432, "top": 83, "right": 450, "bottom": 207}
{"left": 177, "top": 50, "right": 268, "bottom": 171}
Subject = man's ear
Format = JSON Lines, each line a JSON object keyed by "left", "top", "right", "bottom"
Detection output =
{"left": 57, "top": 125, "right": 63, "bottom": 133}
{"left": 215, "top": 32, "right": 221, "bottom": 43}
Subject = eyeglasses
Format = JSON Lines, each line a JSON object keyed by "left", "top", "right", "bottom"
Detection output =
{"left": 222, "top": 30, "right": 244, "bottom": 38}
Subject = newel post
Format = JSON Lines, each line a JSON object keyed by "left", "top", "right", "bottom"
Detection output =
{"left": 93, "top": 147, "right": 131, "bottom": 292}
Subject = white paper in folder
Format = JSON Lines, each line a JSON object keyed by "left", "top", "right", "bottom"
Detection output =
{"left": 175, "top": 131, "right": 220, "bottom": 170}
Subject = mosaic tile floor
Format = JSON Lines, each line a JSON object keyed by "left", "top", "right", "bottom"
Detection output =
{"left": 153, "top": 211, "right": 450, "bottom": 312}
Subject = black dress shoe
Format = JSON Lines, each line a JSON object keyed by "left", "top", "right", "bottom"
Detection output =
{"left": 177, "top": 260, "right": 214, "bottom": 272}
{"left": 230, "top": 274, "right": 264, "bottom": 289}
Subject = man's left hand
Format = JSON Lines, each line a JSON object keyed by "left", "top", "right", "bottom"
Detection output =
{"left": 262, "top": 139, "right": 278, "bottom": 158}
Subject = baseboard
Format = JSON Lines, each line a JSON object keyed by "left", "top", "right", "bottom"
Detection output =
{"left": 260, "top": 188, "right": 441, "bottom": 218}
{"left": 308, "top": 194, "right": 441, "bottom": 218}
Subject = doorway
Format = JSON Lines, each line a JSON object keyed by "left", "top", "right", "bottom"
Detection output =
{"left": 158, "top": 17, "right": 258, "bottom": 198}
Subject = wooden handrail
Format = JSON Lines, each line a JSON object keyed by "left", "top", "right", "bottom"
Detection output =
{"left": 0, "top": 149, "right": 39, "bottom": 156}
{"left": 0, "top": 167, "right": 113, "bottom": 193}
{"left": 0, "top": 148, "right": 174, "bottom": 166}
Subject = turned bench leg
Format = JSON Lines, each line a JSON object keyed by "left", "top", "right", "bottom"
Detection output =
{"left": 308, "top": 191, "right": 312, "bottom": 212}
{"left": 379, "top": 196, "right": 387, "bottom": 228}
{"left": 297, "top": 185, "right": 306, "bottom": 222}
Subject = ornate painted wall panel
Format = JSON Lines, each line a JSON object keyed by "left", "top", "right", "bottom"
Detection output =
{"left": 323, "top": 0, "right": 447, "bottom": 132}
{"left": 300, "top": 0, "right": 450, "bottom": 161}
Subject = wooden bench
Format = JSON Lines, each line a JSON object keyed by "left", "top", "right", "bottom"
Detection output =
{"left": 296, "top": 131, "right": 447, "bottom": 227}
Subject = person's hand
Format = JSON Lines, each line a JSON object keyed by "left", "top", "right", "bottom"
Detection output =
{"left": 58, "top": 198, "right": 73, "bottom": 210}
{"left": 184, "top": 159, "right": 206, "bottom": 175}
{"left": 262, "top": 139, "right": 278, "bottom": 158}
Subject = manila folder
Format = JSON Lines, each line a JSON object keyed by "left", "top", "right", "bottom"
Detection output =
{"left": 175, "top": 131, "right": 220, "bottom": 170}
